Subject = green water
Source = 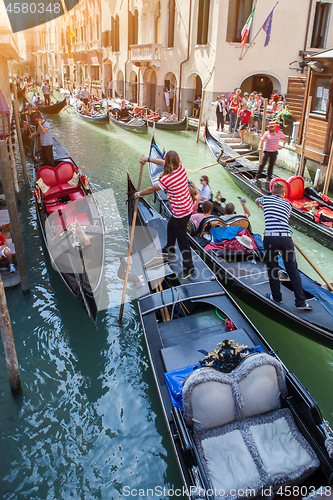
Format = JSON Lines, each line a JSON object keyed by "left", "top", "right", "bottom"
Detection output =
{"left": 0, "top": 110, "right": 332, "bottom": 499}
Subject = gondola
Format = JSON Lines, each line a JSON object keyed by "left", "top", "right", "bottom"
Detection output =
{"left": 72, "top": 103, "right": 109, "bottom": 125}
{"left": 109, "top": 113, "right": 148, "bottom": 134}
{"left": 147, "top": 115, "right": 188, "bottom": 131}
{"left": 33, "top": 138, "right": 105, "bottom": 326}
{"left": 147, "top": 136, "right": 333, "bottom": 347}
{"left": 205, "top": 123, "right": 333, "bottom": 250}
{"left": 126, "top": 171, "right": 333, "bottom": 500}
{"left": 36, "top": 97, "right": 67, "bottom": 115}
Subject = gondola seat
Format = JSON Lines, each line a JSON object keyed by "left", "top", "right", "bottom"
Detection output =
{"left": 182, "top": 353, "right": 319, "bottom": 500}
{"left": 287, "top": 176, "right": 313, "bottom": 210}
{"left": 269, "top": 178, "right": 289, "bottom": 199}
{"left": 37, "top": 162, "right": 81, "bottom": 201}
{"left": 270, "top": 177, "right": 315, "bottom": 212}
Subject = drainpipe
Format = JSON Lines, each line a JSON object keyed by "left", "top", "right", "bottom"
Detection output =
{"left": 125, "top": 0, "right": 130, "bottom": 99}
{"left": 178, "top": 0, "right": 192, "bottom": 119}
{"left": 302, "top": 0, "right": 314, "bottom": 73}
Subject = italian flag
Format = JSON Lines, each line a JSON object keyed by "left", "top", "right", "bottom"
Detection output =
{"left": 241, "top": 8, "right": 255, "bottom": 48}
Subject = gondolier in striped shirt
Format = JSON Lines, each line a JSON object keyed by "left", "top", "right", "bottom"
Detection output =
{"left": 255, "top": 182, "right": 312, "bottom": 310}
{"left": 135, "top": 151, "right": 199, "bottom": 279}
{"left": 255, "top": 121, "right": 287, "bottom": 183}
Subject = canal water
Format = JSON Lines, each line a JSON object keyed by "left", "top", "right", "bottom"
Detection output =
{"left": 1, "top": 110, "right": 333, "bottom": 499}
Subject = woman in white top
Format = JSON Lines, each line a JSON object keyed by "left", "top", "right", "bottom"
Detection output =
{"left": 164, "top": 87, "right": 170, "bottom": 112}
{"left": 199, "top": 175, "right": 212, "bottom": 211}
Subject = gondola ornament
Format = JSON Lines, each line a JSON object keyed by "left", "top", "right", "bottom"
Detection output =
{"left": 198, "top": 339, "right": 258, "bottom": 373}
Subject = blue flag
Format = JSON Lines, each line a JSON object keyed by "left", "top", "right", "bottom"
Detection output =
{"left": 263, "top": 9, "right": 274, "bottom": 46}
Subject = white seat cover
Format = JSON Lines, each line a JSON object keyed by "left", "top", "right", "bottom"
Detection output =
{"left": 239, "top": 365, "right": 281, "bottom": 418}
{"left": 250, "top": 416, "right": 314, "bottom": 476}
{"left": 202, "top": 429, "right": 260, "bottom": 494}
{"left": 191, "top": 381, "right": 235, "bottom": 431}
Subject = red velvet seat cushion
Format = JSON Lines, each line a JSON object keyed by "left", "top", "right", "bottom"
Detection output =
{"left": 46, "top": 203, "right": 66, "bottom": 214}
{"left": 69, "top": 191, "right": 85, "bottom": 200}
{"left": 287, "top": 176, "right": 304, "bottom": 201}
{"left": 37, "top": 166, "right": 58, "bottom": 187}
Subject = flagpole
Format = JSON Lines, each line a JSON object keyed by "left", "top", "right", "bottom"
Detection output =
{"left": 239, "top": 1, "right": 279, "bottom": 61}
{"left": 239, "top": 0, "right": 258, "bottom": 59}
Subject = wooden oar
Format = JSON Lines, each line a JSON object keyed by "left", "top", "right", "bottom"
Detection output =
{"left": 118, "top": 163, "right": 144, "bottom": 324}
{"left": 186, "top": 149, "right": 258, "bottom": 173}
{"left": 293, "top": 241, "right": 333, "bottom": 292}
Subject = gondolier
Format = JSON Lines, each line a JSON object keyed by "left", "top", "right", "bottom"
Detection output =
{"left": 255, "top": 181, "right": 312, "bottom": 310}
{"left": 135, "top": 151, "right": 199, "bottom": 279}
{"left": 41, "top": 81, "right": 50, "bottom": 106}
{"left": 81, "top": 87, "right": 89, "bottom": 105}
{"left": 255, "top": 121, "right": 287, "bottom": 183}
{"left": 30, "top": 114, "right": 55, "bottom": 167}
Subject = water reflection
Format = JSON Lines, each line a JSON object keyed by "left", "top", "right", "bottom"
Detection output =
{"left": 0, "top": 110, "right": 332, "bottom": 499}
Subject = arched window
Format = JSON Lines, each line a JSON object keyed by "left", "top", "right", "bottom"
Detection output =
{"left": 80, "top": 21, "right": 84, "bottom": 42}
{"left": 61, "top": 29, "right": 64, "bottom": 47}
{"left": 96, "top": 14, "right": 100, "bottom": 40}
{"left": 197, "top": 0, "right": 210, "bottom": 45}
{"left": 168, "top": 0, "right": 175, "bottom": 47}
{"left": 89, "top": 17, "right": 93, "bottom": 40}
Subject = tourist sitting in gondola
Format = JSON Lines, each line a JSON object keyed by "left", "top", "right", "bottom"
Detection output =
{"left": 221, "top": 197, "right": 250, "bottom": 221}
{"left": 190, "top": 200, "right": 214, "bottom": 229}
{"left": 0, "top": 229, "right": 15, "bottom": 273}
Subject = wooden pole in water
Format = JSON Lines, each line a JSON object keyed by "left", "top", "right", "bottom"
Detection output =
{"left": 196, "top": 90, "right": 205, "bottom": 143}
{"left": 323, "top": 139, "right": 333, "bottom": 196}
{"left": 118, "top": 163, "right": 144, "bottom": 324}
{"left": 0, "top": 275, "right": 22, "bottom": 394}
{"left": 0, "top": 141, "right": 30, "bottom": 293}
{"left": 7, "top": 135, "right": 19, "bottom": 193}
{"left": 259, "top": 98, "right": 268, "bottom": 163}
{"left": 293, "top": 241, "right": 333, "bottom": 292}
{"left": 12, "top": 84, "right": 29, "bottom": 186}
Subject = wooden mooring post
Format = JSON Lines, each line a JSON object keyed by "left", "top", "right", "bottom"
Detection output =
{"left": 12, "top": 84, "right": 29, "bottom": 186}
{"left": 0, "top": 140, "right": 30, "bottom": 292}
{"left": 0, "top": 275, "right": 22, "bottom": 394}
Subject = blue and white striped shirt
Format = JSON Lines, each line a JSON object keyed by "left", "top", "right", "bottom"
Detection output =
{"left": 258, "top": 195, "right": 292, "bottom": 234}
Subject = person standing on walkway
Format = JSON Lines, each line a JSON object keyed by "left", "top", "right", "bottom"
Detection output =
{"left": 255, "top": 182, "right": 312, "bottom": 310}
{"left": 135, "top": 151, "right": 198, "bottom": 279}
{"left": 30, "top": 114, "right": 55, "bottom": 167}
{"left": 42, "top": 81, "right": 50, "bottom": 106}
{"left": 169, "top": 85, "right": 175, "bottom": 113}
{"left": 215, "top": 96, "right": 226, "bottom": 132}
{"left": 228, "top": 94, "right": 240, "bottom": 133}
{"left": 238, "top": 104, "right": 252, "bottom": 144}
{"left": 108, "top": 78, "right": 113, "bottom": 98}
{"left": 164, "top": 87, "right": 170, "bottom": 113}
{"left": 255, "top": 121, "right": 287, "bottom": 183}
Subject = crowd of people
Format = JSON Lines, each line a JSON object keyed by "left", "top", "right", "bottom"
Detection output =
{"left": 214, "top": 88, "right": 286, "bottom": 137}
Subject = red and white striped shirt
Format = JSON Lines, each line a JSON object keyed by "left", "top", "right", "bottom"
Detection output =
{"left": 261, "top": 130, "right": 286, "bottom": 152}
{"left": 158, "top": 165, "right": 193, "bottom": 218}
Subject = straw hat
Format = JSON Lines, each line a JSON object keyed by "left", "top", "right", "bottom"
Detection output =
{"left": 236, "top": 234, "right": 253, "bottom": 250}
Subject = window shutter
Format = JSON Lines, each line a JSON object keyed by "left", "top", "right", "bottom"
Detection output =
{"left": 226, "top": 0, "right": 237, "bottom": 42}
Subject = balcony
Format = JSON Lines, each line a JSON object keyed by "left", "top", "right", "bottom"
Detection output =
{"left": 130, "top": 43, "right": 161, "bottom": 66}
